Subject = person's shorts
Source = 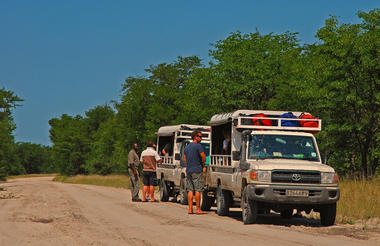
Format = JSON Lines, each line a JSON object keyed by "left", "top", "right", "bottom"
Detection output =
{"left": 142, "top": 171, "right": 158, "bottom": 186}
{"left": 186, "top": 172, "right": 204, "bottom": 192}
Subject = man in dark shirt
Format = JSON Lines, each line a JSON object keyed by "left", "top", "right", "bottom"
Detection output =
{"left": 184, "top": 131, "right": 206, "bottom": 214}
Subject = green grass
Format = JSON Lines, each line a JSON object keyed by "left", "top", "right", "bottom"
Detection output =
{"left": 336, "top": 177, "right": 380, "bottom": 223}
{"left": 53, "top": 174, "right": 132, "bottom": 188}
{"left": 6, "top": 174, "right": 57, "bottom": 180}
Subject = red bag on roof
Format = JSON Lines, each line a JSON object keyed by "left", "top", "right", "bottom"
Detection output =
{"left": 252, "top": 114, "right": 272, "bottom": 126}
{"left": 299, "top": 113, "right": 319, "bottom": 129}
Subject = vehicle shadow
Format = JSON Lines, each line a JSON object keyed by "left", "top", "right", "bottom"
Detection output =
{"left": 209, "top": 207, "right": 323, "bottom": 227}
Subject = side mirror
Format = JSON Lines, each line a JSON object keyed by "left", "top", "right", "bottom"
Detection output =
{"left": 175, "top": 153, "right": 181, "bottom": 160}
{"left": 321, "top": 154, "right": 327, "bottom": 164}
{"left": 232, "top": 151, "right": 240, "bottom": 161}
{"left": 239, "top": 161, "right": 250, "bottom": 170}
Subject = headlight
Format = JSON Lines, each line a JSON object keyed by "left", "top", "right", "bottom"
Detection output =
{"left": 321, "top": 172, "right": 339, "bottom": 184}
{"left": 250, "top": 171, "right": 271, "bottom": 182}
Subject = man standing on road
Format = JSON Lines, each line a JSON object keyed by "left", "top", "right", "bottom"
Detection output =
{"left": 184, "top": 131, "right": 206, "bottom": 214}
{"left": 128, "top": 143, "right": 142, "bottom": 202}
{"left": 140, "top": 140, "right": 162, "bottom": 202}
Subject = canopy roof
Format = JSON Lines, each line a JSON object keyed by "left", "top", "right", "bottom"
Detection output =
{"left": 156, "top": 124, "right": 210, "bottom": 136}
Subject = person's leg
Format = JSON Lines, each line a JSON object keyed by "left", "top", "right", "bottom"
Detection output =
{"left": 132, "top": 176, "right": 140, "bottom": 201}
{"left": 129, "top": 168, "right": 138, "bottom": 201}
{"left": 194, "top": 172, "right": 206, "bottom": 214}
{"left": 134, "top": 176, "right": 141, "bottom": 199}
{"left": 186, "top": 173, "right": 194, "bottom": 214}
{"left": 188, "top": 191, "right": 194, "bottom": 214}
{"left": 142, "top": 186, "right": 148, "bottom": 202}
{"left": 149, "top": 172, "right": 157, "bottom": 202}
{"left": 149, "top": 186, "right": 155, "bottom": 201}
{"left": 142, "top": 172, "right": 149, "bottom": 202}
{"left": 195, "top": 191, "right": 205, "bottom": 214}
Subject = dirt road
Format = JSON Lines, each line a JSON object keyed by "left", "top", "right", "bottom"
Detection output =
{"left": 0, "top": 177, "right": 379, "bottom": 246}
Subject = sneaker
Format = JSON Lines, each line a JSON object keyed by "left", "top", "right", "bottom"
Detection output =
{"left": 132, "top": 198, "right": 142, "bottom": 202}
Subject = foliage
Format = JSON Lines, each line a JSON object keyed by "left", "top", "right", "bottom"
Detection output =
{"left": 309, "top": 9, "right": 380, "bottom": 178}
{"left": 16, "top": 142, "right": 55, "bottom": 174}
{"left": 0, "top": 88, "right": 24, "bottom": 179}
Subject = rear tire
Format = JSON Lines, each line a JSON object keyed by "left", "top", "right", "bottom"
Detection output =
{"left": 179, "top": 177, "right": 188, "bottom": 205}
{"left": 320, "top": 203, "right": 336, "bottom": 226}
{"left": 216, "top": 184, "right": 230, "bottom": 216}
{"left": 159, "top": 178, "right": 169, "bottom": 202}
{"left": 200, "top": 190, "right": 214, "bottom": 211}
{"left": 242, "top": 186, "right": 258, "bottom": 224}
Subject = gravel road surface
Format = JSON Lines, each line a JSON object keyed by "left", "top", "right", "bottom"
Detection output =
{"left": 0, "top": 177, "right": 379, "bottom": 246}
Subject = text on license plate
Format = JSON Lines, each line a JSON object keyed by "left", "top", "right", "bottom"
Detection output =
{"left": 286, "top": 190, "right": 309, "bottom": 197}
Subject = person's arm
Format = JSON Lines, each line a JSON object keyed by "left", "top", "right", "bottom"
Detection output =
{"left": 128, "top": 151, "right": 138, "bottom": 177}
{"left": 133, "top": 153, "right": 140, "bottom": 176}
{"left": 200, "top": 152, "right": 206, "bottom": 167}
{"left": 155, "top": 151, "right": 162, "bottom": 164}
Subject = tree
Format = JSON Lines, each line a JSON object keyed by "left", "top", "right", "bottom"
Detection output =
{"left": 309, "top": 9, "right": 380, "bottom": 178}
{"left": 16, "top": 142, "right": 54, "bottom": 174}
{"left": 49, "top": 114, "right": 89, "bottom": 175}
{"left": 0, "top": 88, "right": 24, "bottom": 179}
{"left": 183, "top": 31, "right": 302, "bottom": 122}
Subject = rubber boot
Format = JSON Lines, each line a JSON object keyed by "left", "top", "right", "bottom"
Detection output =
{"left": 149, "top": 186, "right": 155, "bottom": 202}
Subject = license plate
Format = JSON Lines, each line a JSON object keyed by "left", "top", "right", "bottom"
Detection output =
{"left": 286, "top": 189, "right": 309, "bottom": 197}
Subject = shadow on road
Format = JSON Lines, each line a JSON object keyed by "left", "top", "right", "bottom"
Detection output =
{"left": 208, "top": 207, "right": 323, "bottom": 227}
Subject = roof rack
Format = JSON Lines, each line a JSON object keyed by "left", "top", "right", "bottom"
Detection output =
{"left": 235, "top": 116, "right": 321, "bottom": 133}
{"left": 176, "top": 130, "right": 211, "bottom": 141}
{"left": 156, "top": 124, "right": 211, "bottom": 139}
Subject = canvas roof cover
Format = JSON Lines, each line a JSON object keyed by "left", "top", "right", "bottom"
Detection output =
{"left": 156, "top": 124, "right": 210, "bottom": 136}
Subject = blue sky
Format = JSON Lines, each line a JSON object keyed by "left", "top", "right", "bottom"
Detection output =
{"left": 1, "top": 0, "right": 378, "bottom": 146}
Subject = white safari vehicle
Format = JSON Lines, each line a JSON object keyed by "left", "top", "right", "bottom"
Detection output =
{"left": 203, "top": 110, "right": 340, "bottom": 225}
{"left": 156, "top": 124, "right": 210, "bottom": 204}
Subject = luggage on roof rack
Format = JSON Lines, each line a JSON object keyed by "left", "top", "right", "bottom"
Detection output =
{"left": 209, "top": 110, "right": 321, "bottom": 133}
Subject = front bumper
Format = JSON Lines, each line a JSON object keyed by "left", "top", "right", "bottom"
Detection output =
{"left": 246, "top": 184, "right": 340, "bottom": 205}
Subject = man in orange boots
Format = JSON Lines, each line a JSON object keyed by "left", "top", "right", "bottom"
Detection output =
{"left": 184, "top": 131, "right": 206, "bottom": 214}
{"left": 140, "top": 140, "right": 162, "bottom": 202}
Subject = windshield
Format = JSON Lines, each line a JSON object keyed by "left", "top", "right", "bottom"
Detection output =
{"left": 247, "top": 134, "right": 319, "bottom": 161}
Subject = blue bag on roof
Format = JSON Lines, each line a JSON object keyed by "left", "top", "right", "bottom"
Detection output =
{"left": 280, "top": 112, "right": 299, "bottom": 127}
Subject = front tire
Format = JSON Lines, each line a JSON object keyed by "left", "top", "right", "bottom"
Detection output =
{"left": 159, "top": 178, "right": 169, "bottom": 202}
{"left": 280, "top": 209, "right": 293, "bottom": 219}
{"left": 320, "top": 203, "right": 336, "bottom": 226}
{"left": 242, "top": 186, "right": 258, "bottom": 224}
{"left": 216, "top": 184, "right": 231, "bottom": 216}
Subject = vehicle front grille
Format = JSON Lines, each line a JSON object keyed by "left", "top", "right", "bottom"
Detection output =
{"left": 271, "top": 170, "right": 321, "bottom": 184}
